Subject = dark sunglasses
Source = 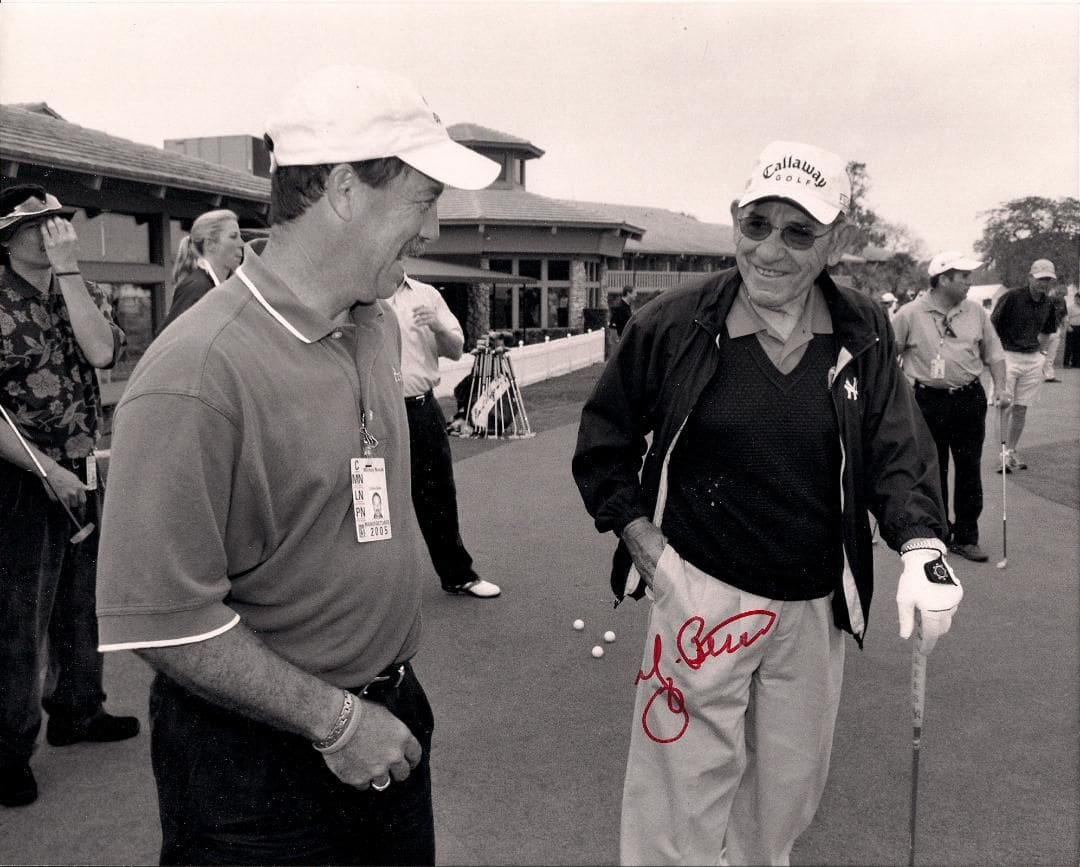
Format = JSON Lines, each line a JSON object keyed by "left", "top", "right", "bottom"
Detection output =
{"left": 737, "top": 214, "right": 832, "bottom": 251}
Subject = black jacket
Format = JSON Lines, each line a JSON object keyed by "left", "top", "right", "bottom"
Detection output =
{"left": 572, "top": 268, "right": 946, "bottom": 645}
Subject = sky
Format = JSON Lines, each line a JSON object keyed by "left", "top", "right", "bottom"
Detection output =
{"left": 0, "top": 1, "right": 1077, "bottom": 256}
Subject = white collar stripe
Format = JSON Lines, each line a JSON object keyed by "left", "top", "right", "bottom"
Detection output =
{"left": 235, "top": 266, "right": 316, "bottom": 344}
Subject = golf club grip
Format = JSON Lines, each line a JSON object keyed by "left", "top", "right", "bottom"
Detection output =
{"left": 911, "top": 619, "right": 927, "bottom": 733}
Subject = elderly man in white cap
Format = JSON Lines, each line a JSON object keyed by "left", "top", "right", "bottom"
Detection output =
{"left": 991, "top": 258, "right": 1061, "bottom": 472}
{"left": 892, "top": 252, "right": 1008, "bottom": 562}
{"left": 574, "top": 140, "right": 963, "bottom": 865}
{"left": 96, "top": 66, "right": 499, "bottom": 864}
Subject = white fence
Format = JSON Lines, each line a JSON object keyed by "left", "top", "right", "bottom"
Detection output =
{"left": 433, "top": 329, "right": 604, "bottom": 399}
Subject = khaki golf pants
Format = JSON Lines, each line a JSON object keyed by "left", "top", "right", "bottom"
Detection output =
{"left": 620, "top": 545, "right": 845, "bottom": 866}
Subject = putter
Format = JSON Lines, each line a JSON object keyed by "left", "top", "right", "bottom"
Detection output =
{"left": 0, "top": 402, "right": 95, "bottom": 544}
{"left": 909, "top": 612, "right": 927, "bottom": 867}
{"left": 997, "top": 406, "right": 1008, "bottom": 569}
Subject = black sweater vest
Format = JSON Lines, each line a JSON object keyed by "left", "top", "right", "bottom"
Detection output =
{"left": 662, "top": 328, "right": 843, "bottom": 600}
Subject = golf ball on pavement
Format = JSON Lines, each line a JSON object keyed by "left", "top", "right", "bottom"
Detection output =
{"left": 591, "top": 645, "right": 604, "bottom": 658}
{"left": 573, "top": 619, "right": 585, "bottom": 631}
{"left": 603, "top": 630, "right": 616, "bottom": 643}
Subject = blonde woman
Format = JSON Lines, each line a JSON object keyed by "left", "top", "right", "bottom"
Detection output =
{"left": 161, "top": 209, "right": 243, "bottom": 330}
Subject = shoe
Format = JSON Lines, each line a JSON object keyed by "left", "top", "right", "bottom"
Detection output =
{"left": 442, "top": 578, "right": 501, "bottom": 598}
{"left": 0, "top": 764, "right": 37, "bottom": 808}
{"left": 46, "top": 709, "right": 140, "bottom": 747}
{"left": 1044, "top": 377, "right": 1061, "bottom": 383}
{"left": 948, "top": 542, "right": 989, "bottom": 562}
{"left": 996, "top": 449, "right": 1026, "bottom": 473}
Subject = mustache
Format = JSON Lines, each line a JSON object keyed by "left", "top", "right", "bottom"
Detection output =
{"left": 402, "top": 240, "right": 426, "bottom": 258}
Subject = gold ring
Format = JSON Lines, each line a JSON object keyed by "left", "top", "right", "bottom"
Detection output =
{"left": 371, "top": 777, "right": 391, "bottom": 792}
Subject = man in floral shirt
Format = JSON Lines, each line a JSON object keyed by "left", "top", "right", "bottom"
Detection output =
{"left": 0, "top": 184, "right": 138, "bottom": 808}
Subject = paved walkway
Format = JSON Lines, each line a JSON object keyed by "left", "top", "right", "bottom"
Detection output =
{"left": 2, "top": 365, "right": 1076, "bottom": 865}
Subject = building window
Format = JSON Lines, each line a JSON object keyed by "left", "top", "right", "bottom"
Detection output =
{"left": 490, "top": 284, "right": 512, "bottom": 329}
{"left": 489, "top": 259, "right": 513, "bottom": 274}
{"left": 94, "top": 283, "right": 154, "bottom": 382}
{"left": 520, "top": 286, "right": 541, "bottom": 327}
{"left": 548, "top": 287, "right": 570, "bottom": 327}
{"left": 518, "top": 259, "right": 542, "bottom": 280}
{"left": 548, "top": 259, "right": 570, "bottom": 281}
{"left": 511, "top": 158, "right": 523, "bottom": 186}
{"left": 72, "top": 212, "right": 150, "bottom": 263}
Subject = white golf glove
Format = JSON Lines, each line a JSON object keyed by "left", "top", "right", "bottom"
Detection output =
{"left": 896, "top": 539, "right": 963, "bottom": 655}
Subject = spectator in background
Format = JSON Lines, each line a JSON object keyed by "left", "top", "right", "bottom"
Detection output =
{"left": 159, "top": 209, "right": 243, "bottom": 331}
{"left": 991, "top": 258, "right": 1060, "bottom": 472}
{"left": 611, "top": 284, "right": 635, "bottom": 336}
{"left": 878, "top": 290, "right": 899, "bottom": 317}
{"left": 1043, "top": 284, "right": 1067, "bottom": 382}
{"left": 0, "top": 183, "right": 138, "bottom": 809}
{"left": 1063, "top": 284, "right": 1080, "bottom": 368}
{"left": 389, "top": 274, "right": 501, "bottom": 599}
{"left": 892, "top": 251, "right": 1008, "bottom": 562}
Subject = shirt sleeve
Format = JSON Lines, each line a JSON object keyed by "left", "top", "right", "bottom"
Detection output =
{"left": 96, "top": 390, "right": 240, "bottom": 650}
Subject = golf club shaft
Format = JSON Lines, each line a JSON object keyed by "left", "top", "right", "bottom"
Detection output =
{"left": 0, "top": 401, "right": 94, "bottom": 539}
{"left": 1000, "top": 406, "right": 1007, "bottom": 563}
{"left": 909, "top": 614, "right": 927, "bottom": 867}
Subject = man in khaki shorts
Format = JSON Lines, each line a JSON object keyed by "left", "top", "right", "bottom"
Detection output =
{"left": 991, "top": 258, "right": 1060, "bottom": 472}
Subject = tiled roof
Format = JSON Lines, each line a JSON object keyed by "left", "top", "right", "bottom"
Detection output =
{"left": 1, "top": 104, "right": 271, "bottom": 202}
{"left": 448, "top": 124, "right": 544, "bottom": 158}
{"left": 438, "top": 187, "right": 643, "bottom": 236}
{"left": 564, "top": 200, "right": 735, "bottom": 257}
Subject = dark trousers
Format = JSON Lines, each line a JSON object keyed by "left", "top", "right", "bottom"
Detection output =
{"left": 1063, "top": 327, "right": 1080, "bottom": 368}
{"left": 150, "top": 662, "right": 435, "bottom": 865}
{"left": 405, "top": 392, "right": 478, "bottom": 588}
{"left": 0, "top": 459, "right": 106, "bottom": 767}
{"left": 913, "top": 380, "right": 987, "bottom": 545}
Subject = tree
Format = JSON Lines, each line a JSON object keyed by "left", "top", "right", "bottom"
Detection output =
{"left": 844, "top": 161, "right": 888, "bottom": 251}
{"left": 974, "top": 196, "right": 1080, "bottom": 288}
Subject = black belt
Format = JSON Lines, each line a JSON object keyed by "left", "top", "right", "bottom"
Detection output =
{"left": 914, "top": 379, "right": 980, "bottom": 395}
{"left": 356, "top": 662, "right": 407, "bottom": 701}
{"left": 405, "top": 391, "right": 433, "bottom": 405}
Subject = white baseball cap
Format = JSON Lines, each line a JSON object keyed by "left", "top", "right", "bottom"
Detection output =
{"left": 738, "top": 140, "right": 851, "bottom": 224}
{"left": 265, "top": 65, "right": 500, "bottom": 190}
{"left": 927, "top": 251, "right": 982, "bottom": 278}
{"left": 1029, "top": 259, "right": 1057, "bottom": 279}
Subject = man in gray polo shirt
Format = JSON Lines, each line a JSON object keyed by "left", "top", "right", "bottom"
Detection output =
{"left": 893, "top": 251, "right": 1008, "bottom": 562}
{"left": 96, "top": 66, "right": 498, "bottom": 864}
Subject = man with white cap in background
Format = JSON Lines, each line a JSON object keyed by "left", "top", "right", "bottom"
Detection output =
{"left": 574, "top": 140, "right": 962, "bottom": 865}
{"left": 991, "top": 258, "right": 1060, "bottom": 472}
{"left": 96, "top": 66, "right": 498, "bottom": 864}
{"left": 892, "top": 252, "right": 1008, "bottom": 562}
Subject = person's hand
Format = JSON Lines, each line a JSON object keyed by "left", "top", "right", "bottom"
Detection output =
{"left": 994, "top": 392, "right": 1012, "bottom": 410}
{"left": 321, "top": 699, "right": 423, "bottom": 791}
{"left": 42, "top": 464, "right": 88, "bottom": 510}
{"left": 621, "top": 517, "right": 666, "bottom": 592}
{"left": 896, "top": 541, "right": 963, "bottom": 655}
{"left": 411, "top": 305, "right": 445, "bottom": 333}
{"left": 39, "top": 218, "right": 81, "bottom": 274}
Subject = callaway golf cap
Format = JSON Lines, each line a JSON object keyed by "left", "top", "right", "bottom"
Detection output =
{"left": 1029, "top": 259, "right": 1057, "bottom": 280}
{"left": 738, "top": 140, "right": 851, "bottom": 225}
{"left": 0, "top": 184, "right": 75, "bottom": 240}
{"left": 927, "top": 251, "right": 982, "bottom": 278}
{"left": 264, "top": 65, "right": 500, "bottom": 191}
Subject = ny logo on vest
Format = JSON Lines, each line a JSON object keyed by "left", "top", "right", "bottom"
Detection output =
{"left": 844, "top": 377, "right": 858, "bottom": 400}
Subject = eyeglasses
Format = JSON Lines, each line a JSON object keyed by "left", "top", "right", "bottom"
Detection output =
{"left": 737, "top": 214, "right": 832, "bottom": 251}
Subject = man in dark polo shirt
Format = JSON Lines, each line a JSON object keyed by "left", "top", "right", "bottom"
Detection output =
{"left": 96, "top": 67, "right": 498, "bottom": 864}
{"left": 0, "top": 184, "right": 138, "bottom": 809}
{"left": 893, "top": 251, "right": 1008, "bottom": 562}
{"left": 573, "top": 140, "right": 962, "bottom": 865}
{"left": 991, "top": 258, "right": 1060, "bottom": 472}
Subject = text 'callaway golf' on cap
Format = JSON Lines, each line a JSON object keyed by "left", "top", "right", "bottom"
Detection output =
{"left": 264, "top": 65, "right": 500, "bottom": 191}
{"left": 927, "top": 250, "right": 982, "bottom": 277}
{"left": 739, "top": 140, "right": 851, "bottom": 225}
{"left": 1029, "top": 259, "right": 1057, "bottom": 279}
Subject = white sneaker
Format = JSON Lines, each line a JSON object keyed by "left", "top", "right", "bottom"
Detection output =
{"left": 443, "top": 578, "right": 501, "bottom": 598}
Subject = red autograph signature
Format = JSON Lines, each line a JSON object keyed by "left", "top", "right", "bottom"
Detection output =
{"left": 635, "top": 609, "right": 777, "bottom": 744}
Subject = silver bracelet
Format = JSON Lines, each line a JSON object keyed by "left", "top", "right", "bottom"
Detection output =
{"left": 312, "top": 691, "right": 355, "bottom": 753}
{"left": 900, "top": 539, "right": 946, "bottom": 555}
